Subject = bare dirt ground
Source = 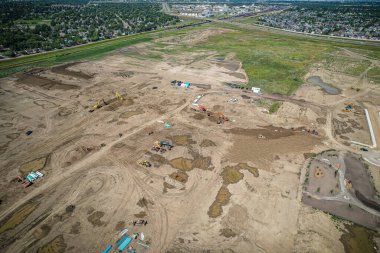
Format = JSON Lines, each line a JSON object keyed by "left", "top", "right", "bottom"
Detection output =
{"left": 0, "top": 28, "right": 379, "bottom": 253}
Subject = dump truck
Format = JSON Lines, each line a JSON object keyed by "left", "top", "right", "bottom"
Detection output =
{"left": 160, "top": 140, "right": 173, "bottom": 150}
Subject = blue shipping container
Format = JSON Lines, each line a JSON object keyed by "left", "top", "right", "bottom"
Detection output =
{"left": 117, "top": 235, "right": 132, "bottom": 251}
{"left": 102, "top": 245, "right": 112, "bottom": 253}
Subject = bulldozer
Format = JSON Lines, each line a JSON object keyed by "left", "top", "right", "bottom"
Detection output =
{"left": 138, "top": 161, "right": 152, "bottom": 167}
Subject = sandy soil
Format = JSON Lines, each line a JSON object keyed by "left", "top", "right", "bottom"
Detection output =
{"left": 0, "top": 29, "right": 379, "bottom": 253}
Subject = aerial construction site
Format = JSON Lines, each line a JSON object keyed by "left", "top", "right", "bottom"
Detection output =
{"left": 0, "top": 25, "right": 380, "bottom": 253}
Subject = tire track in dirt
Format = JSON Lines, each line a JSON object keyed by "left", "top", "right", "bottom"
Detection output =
{"left": 0, "top": 100, "right": 188, "bottom": 219}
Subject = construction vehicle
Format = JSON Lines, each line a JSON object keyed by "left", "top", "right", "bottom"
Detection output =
{"left": 16, "top": 171, "right": 44, "bottom": 188}
{"left": 151, "top": 141, "right": 166, "bottom": 153}
{"left": 216, "top": 112, "right": 229, "bottom": 124}
{"left": 191, "top": 105, "right": 207, "bottom": 112}
{"left": 115, "top": 92, "right": 124, "bottom": 101}
{"left": 89, "top": 99, "right": 107, "bottom": 112}
{"left": 16, "top": 176, "right": 32, "bottom": 188}
{"left": 138, "top": 161, "right": 152, "bottom": 167}
{"left": 151, "top": 140, "right": 174, "bottom": 153}
{"left": 341, "top": 108, "right": 352, "bottom": 113}
{"left": 133, "top": 220, "right": 148, "bottom": 226}
{"left": 160, "top": 140, "right": 173, "bottom": 150}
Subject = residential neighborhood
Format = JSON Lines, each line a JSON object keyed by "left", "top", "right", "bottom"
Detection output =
{"left": 0, "top": 2, "right": 179, "bottom": 58}
{"left": 258, "top": 5, "right": 380, "bottom": 40}
{"left": 172, "top": 3, "right": 286, "bottom": 18}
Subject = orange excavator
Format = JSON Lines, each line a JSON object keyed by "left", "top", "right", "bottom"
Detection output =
{"left": 216, "top": 112, "right": 229, "bottom": 124}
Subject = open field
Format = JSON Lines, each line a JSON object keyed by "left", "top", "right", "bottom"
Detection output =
{"left": 0, "top": 23, "right": 380, "bottom": 253}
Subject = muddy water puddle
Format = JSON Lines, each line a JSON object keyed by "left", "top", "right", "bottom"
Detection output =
{"left": 340, "top": 224, "right": 378, "bottom": 253}
{"left": 307, "top": 76, "right": 340, "bottom": 95}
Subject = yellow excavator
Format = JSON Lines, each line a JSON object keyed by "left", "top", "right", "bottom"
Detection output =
{"left": 89, "top": 99, "right": 107, "bottom": 112}
{"left": 115, "top": 92, "right": 124, "bottom": 101}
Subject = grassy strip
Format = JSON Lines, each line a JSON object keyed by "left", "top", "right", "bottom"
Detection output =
{"left": 0, "top": 32, "right": 156, "bottom": 70}
{"left": 269, "top": 101, "right": 282, "bottom": 114}
{"left": 367, "top": 66, "right": 380, "bottom": 83}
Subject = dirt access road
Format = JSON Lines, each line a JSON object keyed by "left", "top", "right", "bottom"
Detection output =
{"left": 1, "top": 28, "right": 379, "bottom": 253}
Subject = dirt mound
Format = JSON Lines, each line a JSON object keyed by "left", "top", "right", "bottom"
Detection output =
{"left": 37, "top": 235, "right": 66, "bottom": 253}
{"left": 137, "top": 197, "right": 154, "bottom": 208}
{"left": 170, "top": 158, "right": 193, "bottom": 171}
{"left": 119, "top": 110, "right": 143, "bottom": 119}
{"left": 227, "top": 127, "right": 319, "bottom": 168}
{"left": 6, "top": 133, "right": 20, "bottom": 140}
{"left": 70, "top": 222, "right": 81, "bottom": 234}
{"left": 134, "top": 211, "right": 147, "bottom": 218}
{"left": 19, "top": 157, "right": 47, "bottom": 174}
{"left": 192, "top": 155, "right": 213, "bottom": 170}
{"left": 226, "top": 72, "right": 245, "bottom": 79}
{"left": 169, "top": 171, "right": 189, "bottom": 184}
{"left": 0, "top": 202, "right": 39, "bottom": 234}
{"left": 16, "top": 73, "right": 79, "bottom": 90}
{"left": 207, "top": 163, "right": 259, "bottom": 218}
{"left": 163, "top": 182, "right": 175, "bottom": 193}
{"left": 191, "top": 83, "right": 211, "bottom": 89}
{"left": 219, "top": 228, "right": 237, "bottom": 238}
{"left": 192, "top": 113, "right": 205, "bottom": 120}
{"left": 114, "top": 221, "right": 125, "bottom": 231}
{"left": 200, "top": 139, "right": 216, "bottom": 147}
{"left": 87, "top": 211, "right": 105, "bottom": 227}
{"left": 103, "top": 98, "right": 134, "bottom": 112}
{"left": 208, "top": 186, "right": 231, "bottom": 218}
{"left": 149, "top": 153, "right": 168, "bottom": 166}
{"left": 62, "top": 146, "right": 98, "bottom": 167}
{"left": 51, "top": 62, "right": 93, "bottom": 79}
{"left": 216, "top": 60, "right": 240, "bottom": 71}
{"left": 225, "top": 126, "right": 295, "bottom": 139}
{"left": 169, "top": 135, "right": 196, "bottom": 146}
{"left": 221, "top": 163, "right": 259, "bottom": 185}
{"left": 58, "top": 107, "right": 75, "bottom": 117}
{"left": 33, "top": 224, "right": 51, "bottom": 240}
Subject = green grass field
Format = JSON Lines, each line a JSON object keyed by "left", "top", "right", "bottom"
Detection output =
{"left": 195, "top": 29, "right": 333, "bottom": 94}
{"left": 1, "top": 21, "right": 380, "bottom": 94}
{"left": 367, "top": 66, "right": 380, "bottom": 83}
{"left": 233, "top": 16, "right": 261, "bottom": 25}
{"left": 324, "top": 52, "right": 372, "bottom": 76}
{"left": 0, "top": 32, "right": 156, "bottom": 78}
